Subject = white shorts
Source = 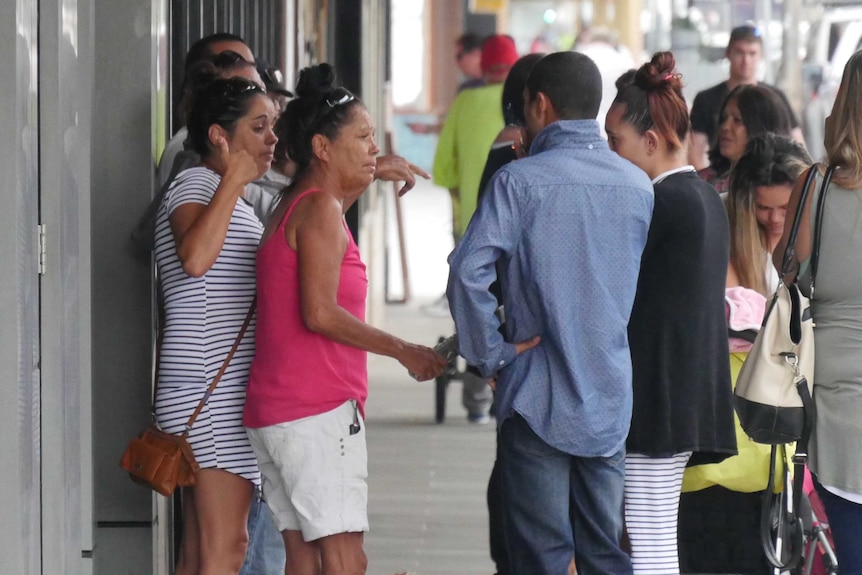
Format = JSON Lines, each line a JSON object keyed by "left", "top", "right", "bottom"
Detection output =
{"left": 246, "top": 400, "right": 369, "bottom": 541}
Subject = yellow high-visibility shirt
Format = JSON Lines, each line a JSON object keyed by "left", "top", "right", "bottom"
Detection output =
{"left": 682, "top": 352, "right": 788, "bottom": 493}
{"left": 432, "top": 84, "right": 505, "bottom": 237}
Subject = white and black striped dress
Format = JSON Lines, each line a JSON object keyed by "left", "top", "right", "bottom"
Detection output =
{"left": 153, "top": 166, "right": 261, "bottom": 486}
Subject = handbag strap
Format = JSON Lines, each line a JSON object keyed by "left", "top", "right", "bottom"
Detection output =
{"left": 779, "top": 164, "right": 820, "bottom": 279}
{"left": 760, "top": 444, "right": 807, "bottom": 572}
{"left": 150, "top": 285, "right": 166, "bottom": 421}
{"left": 182, "top": 298, "right": 257, "bottom": 435}
{"left": 809, "top": 165, "right": 835, "bottom": 294}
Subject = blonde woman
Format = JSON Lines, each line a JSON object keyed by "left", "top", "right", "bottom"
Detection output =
{"left": 776, "top": 49, "right": 862, "bottom": 575}
{"left": 725, "top": 134, "right": 812, "bottom": 295}
{"left": 677, "top": 134, "right": 810, "bottom": 575}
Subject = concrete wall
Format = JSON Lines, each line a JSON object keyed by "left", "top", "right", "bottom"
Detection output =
{"left": 89, "top": 1, "right": 160, "bottom": 574}
{"left": 0, "top": 0, "right": 43, "bottom": 571}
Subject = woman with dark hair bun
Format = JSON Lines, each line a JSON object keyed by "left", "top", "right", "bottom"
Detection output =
{"left": 606, "top": 51, "right": 737, "bottom": 575}
{"left": 153, "top": 75, "right": 278, "bottom": 574}
{"left": 243, "top": 63, "right": 446, "bottom": 575}
{"left": 698, "top": 84, "right": 793, "bottom": 192}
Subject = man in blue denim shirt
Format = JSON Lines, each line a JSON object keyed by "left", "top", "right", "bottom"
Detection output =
{"left": 447, "top": 52, "right": 654, "bottom": 575}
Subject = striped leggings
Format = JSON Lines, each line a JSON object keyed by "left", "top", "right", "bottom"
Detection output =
{"left": 624, "top": 451, "right": 692, "bottom": 575}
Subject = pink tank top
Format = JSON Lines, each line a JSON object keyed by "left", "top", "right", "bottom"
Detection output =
{"left": 244, "top": 189, "right": 368, "bottom": 428}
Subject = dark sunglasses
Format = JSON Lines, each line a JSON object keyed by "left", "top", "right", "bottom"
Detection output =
{"left": 213, "top": 50, "right": 252, "bottom": 69}
{"left": 261, "top": 67, "right": 284, "bottom": 87}
{"left": 730, "top": 24, "right": 762, "bottom": 38}
{"left": 324, "top": 87, "right": 356, "bottom": 108}
{"left": 219, "top": 78, "right": 264, "bottom": 99}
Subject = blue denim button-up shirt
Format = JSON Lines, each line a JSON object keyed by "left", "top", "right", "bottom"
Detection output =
{"left": 447, "top": 120, "right": 654, "bottom": 457}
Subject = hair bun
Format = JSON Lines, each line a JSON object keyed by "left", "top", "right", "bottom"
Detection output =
{"left": 633, "top": 51, "right": 682, "bottom": 92}
{"left": 294, "top": 63, "right": 338, "bottom": 98}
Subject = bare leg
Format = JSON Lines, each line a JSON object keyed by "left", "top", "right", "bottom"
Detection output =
{"left": 174, "top": 488, "right": 200, "bottom": 575}
{"left": 283, "top": 529, "right": 321, "bottom": 575}
{"left": 194, "top": 468, "right": 255, "bottom": 575}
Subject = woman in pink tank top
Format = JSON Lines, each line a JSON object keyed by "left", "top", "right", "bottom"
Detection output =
{"left": 244, "top": 64, "right": 447, "bottom": 575}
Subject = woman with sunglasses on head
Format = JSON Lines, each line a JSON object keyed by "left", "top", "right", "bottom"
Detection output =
{"left": 605, "top": 52, "right": 737, "bottom": 575}
{"left": 153, "top": 75, "right": 278, "bottom": 575}
{"left": 243, "top": 64, "right": 447, "bottom": 575}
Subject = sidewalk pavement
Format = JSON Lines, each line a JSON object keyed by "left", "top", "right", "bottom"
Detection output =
{"left": 363, "top": 178, "right": 497, "bottom": 575}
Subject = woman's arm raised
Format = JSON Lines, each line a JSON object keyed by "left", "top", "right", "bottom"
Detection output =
{"left": 170, "top": 137, "right": 260, "bottom": 277}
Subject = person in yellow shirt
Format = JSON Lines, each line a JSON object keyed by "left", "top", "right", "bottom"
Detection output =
{"left": 430, "top": 35, "right": 518, "bottom": 422}
{"left": 433, "top": 34, "right": 518, "bottom": 243}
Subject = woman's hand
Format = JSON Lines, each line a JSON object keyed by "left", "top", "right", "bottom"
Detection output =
{"left": 399, "top": 343, "right": 448, "bottom": 382}
{"left": 375, "top": 154, "right": 431, "bottom": 196}
{"left": 216, "top": 135, "right": 260, "bottom": 188}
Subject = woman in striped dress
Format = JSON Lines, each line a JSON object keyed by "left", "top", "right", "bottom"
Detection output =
{"left": 153, "top": 76, "right": 277, "bottom": 575}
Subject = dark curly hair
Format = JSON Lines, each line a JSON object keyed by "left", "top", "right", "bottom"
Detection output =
{"left": 502, "top": 53, "right": 544, "bottom": 126}
{"left": 274, "top": 63, "right": 362, "bottom": 179}
{"left": 707, "top": 84, "right": 792, "bottom": 175}
{"left": 611, "top": 51, "right": 689, "bottom": 152}
{"left": 186, "top": 76, "right": 266, "bottom": 157}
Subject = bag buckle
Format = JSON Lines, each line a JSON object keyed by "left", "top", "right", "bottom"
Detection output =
{"left": 781, "top": 352, "right": 800, "bottom": 376}
{"left": 792, "top": 452, "right": 808, "bottom": 465}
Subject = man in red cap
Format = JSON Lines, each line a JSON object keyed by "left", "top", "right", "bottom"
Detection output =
{"left": 430, "top": 34, "right": 519, "bottom": 423}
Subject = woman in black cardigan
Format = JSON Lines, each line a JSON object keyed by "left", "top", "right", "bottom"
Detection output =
{"left": 605, "top": 52, "right": 737, "bottom": 575}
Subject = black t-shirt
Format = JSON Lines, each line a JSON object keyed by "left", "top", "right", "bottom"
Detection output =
{"left": 689, "top": 81, "right": 800, "bottom": 144}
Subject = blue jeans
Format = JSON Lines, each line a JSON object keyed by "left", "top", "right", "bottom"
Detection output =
{"left": 813, "top": 474, "right": 862, "bottom": 575}
{"left": 500, "top": 414, "right": 631, "bottom": 575}
{"left": 240, "top": 488, "right": 286, "bottom": 575}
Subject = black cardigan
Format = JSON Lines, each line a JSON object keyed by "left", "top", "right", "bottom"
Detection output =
{"left": 627, "top": 170, "right": 737, "bottom": 465}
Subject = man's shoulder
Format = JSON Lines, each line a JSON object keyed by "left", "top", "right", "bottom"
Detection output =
{"left": 505, "top": 148, "right": 652, "bottom": 191}
{"left": 760, "top": 82, "right": 791, "bottom": 101}
{"left": 694, "top": 81, "right": 728, "bottom": 103}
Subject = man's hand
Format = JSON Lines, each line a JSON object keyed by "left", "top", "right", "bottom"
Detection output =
{"left": 489, "top": 335, "right": 541, "bottom": 390}
{"left": 375, "top": 154, "right": 431, "bottom": 196}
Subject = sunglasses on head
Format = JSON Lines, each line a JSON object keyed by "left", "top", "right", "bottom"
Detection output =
{"left": 213, "top": 50, "right": 251, "bottom": 69}
{"left": 261, "top": 67, "right": 284, "bottom": 87}
{"left": 219, "top": 79, "right": 264, "bottom": 99}
{"left": 324, "top": 87, "right": 356, "bottom": 108}
{"left": 731, "top": 24, "right": 762, "bottom": 38}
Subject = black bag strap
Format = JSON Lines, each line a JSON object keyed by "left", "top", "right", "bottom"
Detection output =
{"left": 780, "top": 164, "right": 820, "bottom": 279}
{"left": 151, "top": 299, "right": 256, "bottom": 436}
{"left": 809, "top": 165, "right": 835, "bottom": 295}
{"left": 183, "top": 299, "right": 256, "bottom": 435}
{"left": 760, "top": 375, "right": 815, "bottom": 573}
{"left": 761, "top": 443, "right": 807, "bottom": 572}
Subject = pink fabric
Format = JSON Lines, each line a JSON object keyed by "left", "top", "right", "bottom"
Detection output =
{"left": 244, "top": 189, "right": 369, "bottom": 428}
{"left": 725, "top": 286, "right": 767, "bottom": 352}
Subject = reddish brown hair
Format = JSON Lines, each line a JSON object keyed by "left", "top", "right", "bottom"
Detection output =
{"left": 612, "top": 52, "right": 690, "bottom": 152}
